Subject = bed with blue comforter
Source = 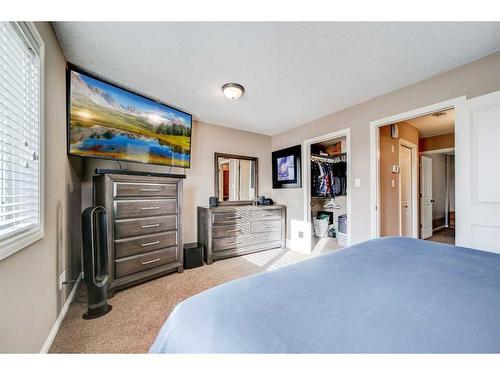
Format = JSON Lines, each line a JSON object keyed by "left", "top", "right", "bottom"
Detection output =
{"left": 150, "top": 237, "right": 500, "bottom": 353}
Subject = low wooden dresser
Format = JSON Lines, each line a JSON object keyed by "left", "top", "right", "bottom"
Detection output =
{"left": 93, "top": 172, "right": 184, "bottom": 293}
{"left": 198, "top": 205, "right": 286, "bottom": 264}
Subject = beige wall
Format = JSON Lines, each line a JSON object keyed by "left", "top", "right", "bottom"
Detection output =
{"left": 0, "top": 23, "right": 82, "bottom": 353}
{"left": 271, "top": 52, "right": 500, "bottom": 245}
{"left": 379, "top": 122, "right": 419, "bottom": 236}
{"left": 80, "top": 120, "right": 272, "bottom": 244}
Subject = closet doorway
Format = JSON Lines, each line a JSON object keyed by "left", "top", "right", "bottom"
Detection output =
{"left": 303, "top": 128, "right": 351, "bottom": 253}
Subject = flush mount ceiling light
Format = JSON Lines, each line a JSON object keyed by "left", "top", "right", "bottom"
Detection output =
{"left": 222, "top": 83, "right": 245, "bottom": 100}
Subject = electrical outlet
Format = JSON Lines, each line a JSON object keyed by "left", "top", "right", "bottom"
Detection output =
{"left": 59, "top": 270, "right": 66, "bottom": 291}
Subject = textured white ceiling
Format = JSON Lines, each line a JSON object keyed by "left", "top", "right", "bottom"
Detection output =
{"left": 52, "top": 22, "right": 500, "bottom": 135}
{"left": 406, "top": 109, "right": 455, "bottom": 138}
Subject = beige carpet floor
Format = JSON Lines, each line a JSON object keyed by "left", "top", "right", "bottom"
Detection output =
{"left": 49, "top": 248, "right": 314, "bottom": 353}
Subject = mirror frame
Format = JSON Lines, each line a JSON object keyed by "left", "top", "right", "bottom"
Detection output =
{"left": 214, "top": 152, "right": 258, "bottom": 205}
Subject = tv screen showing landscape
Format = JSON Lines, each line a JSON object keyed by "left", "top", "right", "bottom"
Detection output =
{"left": 68, "top": 68, "right": 192, "bottom": 168}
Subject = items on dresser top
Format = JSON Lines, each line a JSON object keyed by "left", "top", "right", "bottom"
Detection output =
{"left": 198, "top": 205, "right": 286, "bottom": 264}
{"left": 254, "top": 196, "right": 274, "bottom": 206}
{"left": 209, "top": 196, "right": 219, "bottom": 208}
{"left": 93, "top": 172, "right": 184, "bottom": 293}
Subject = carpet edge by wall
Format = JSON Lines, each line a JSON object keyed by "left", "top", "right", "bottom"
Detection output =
{"left": 40, "top": 272, "right": 83, "bottom": 353}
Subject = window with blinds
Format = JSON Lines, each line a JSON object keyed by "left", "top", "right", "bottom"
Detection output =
{"left": 0, "top": 22, "right": 43, "bottom": 259}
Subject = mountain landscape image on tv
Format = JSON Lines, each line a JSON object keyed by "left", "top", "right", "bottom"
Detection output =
{"left": 68, "top": 68, "right": 192, "bottom": 167}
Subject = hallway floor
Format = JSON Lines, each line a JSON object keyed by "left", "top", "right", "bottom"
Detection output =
{"left": 425, "top": 227, "right": 455, "bottom": 245}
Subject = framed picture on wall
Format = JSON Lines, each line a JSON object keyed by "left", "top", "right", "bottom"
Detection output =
{"left": 272, "top": 145, "right": 302, "bottom": 189}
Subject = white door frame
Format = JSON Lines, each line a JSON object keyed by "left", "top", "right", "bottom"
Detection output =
{"left": 303, "top": 128, "right": 352, "bottom": 250}
{"left": 369, "top": 96, "right": 466, "bottom": 238}
{"left": 398, "top": 139, "right": 418, "bottom": 238}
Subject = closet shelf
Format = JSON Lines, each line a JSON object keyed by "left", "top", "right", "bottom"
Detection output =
{"left": 311, "top": 195, "right": 346, "bottom": 199}
{"left": 311, "top": 153, "right": 347, "bottom": 163}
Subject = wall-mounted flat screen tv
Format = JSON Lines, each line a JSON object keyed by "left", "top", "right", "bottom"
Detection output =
{"left": 67, "top": 66, "right": 192, "bottom": 168}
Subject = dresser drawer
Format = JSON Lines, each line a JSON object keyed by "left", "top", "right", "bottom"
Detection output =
{"left": 252, "top": 219, "right": 281, "bottom": 233}
{"left": 114, "top": 247, "right": 178, "bottom": 279}
{"left": 114, "top": 231, "right": 177, "bottom": 259}
{"left": 252, "top": 230, "right": 282, "bottom": 243}
{"left": 213, "top": 240, "right": 283, "bottom": 261}
{"left": 212, "top": 211, "right": 251, "bottom": 224}
{"left": 114, "top": 198, "right": 177, "bottom": 219}
{"left": 113, "top": 182, "right": 177, "bottom": 198}
{"left": 213, "top": 235, "right": 251, "bottom": 252}
{"left": 251, "top": 208, "right": 282, "bottom": 221}
{"left": 212, "top": 222, "right": 251, "bottom": 238}
{"left": 114, "top": 215, "right": 177, "bottom": 238}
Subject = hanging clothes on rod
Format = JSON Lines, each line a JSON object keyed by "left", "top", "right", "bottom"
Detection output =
{"left": 311, "top": 153, "right": 347, "bottom": 197}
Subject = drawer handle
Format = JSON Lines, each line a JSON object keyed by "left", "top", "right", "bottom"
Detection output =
{"left": 140, "top": 188, "right": 160, "bottom": 192}
{"left": 141, "top": 258, "right": 161, "bottom": 265}
{"left": 141, "top": 240, "right": 160, "bottom": 247}
{"left": 227, "top": 229, "right": 241, "bottom": 233}
{"left": 263, "top": 214, "right": 275, "bottom": 217}
{"left": 227, "top": 241, "right": 240, "bottom": 246}
{"left": 227, "top": 216, "right": 241, "bottom": 219}
{"left": 141, "top": 223, "right": 160, "bottom": 229}
{"left": 141, "top": 206, "right": 160, "bottom": 210}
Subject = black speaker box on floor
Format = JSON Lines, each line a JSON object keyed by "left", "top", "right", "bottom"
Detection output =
{"left": 183, "top": 243, "right": 204, "bottom": 269}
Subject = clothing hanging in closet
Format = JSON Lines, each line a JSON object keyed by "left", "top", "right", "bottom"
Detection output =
{"left": 311, "top": 156, "right": 347, "bottom": 197}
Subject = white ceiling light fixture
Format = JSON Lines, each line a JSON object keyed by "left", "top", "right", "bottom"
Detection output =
{"left": 222, "top": 83, "right": 245, "bottom": 100}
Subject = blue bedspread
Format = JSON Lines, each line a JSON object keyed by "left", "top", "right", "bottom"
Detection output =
{"left": 150, "top": 237, "right": 500, "bottom": 353}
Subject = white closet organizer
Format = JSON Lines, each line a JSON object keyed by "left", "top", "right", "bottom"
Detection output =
{"left": 310, "top": 139, "right": 348, "bottom": 248}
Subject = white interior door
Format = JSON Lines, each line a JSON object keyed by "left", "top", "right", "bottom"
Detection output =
{"left": 400, "top": 145, "right": 412, "bottom": 237}
{"left": 456, "top": 90, "right": 500, "bottom": 253}
{"left": 420, "top": 155, "right": 433, "bottom": 239}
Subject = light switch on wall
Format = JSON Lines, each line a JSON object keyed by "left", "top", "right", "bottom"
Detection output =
{"left": 354, "top": 178, "right": 361, "bottom": 187}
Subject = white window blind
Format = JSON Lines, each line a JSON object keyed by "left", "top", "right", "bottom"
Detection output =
{"left": 0, "top": 22, "right": 43, "bottom": 258}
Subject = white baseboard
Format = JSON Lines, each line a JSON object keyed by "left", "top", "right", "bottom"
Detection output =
{"left": 40, "top": 271, "right": 83, "bottom": 353}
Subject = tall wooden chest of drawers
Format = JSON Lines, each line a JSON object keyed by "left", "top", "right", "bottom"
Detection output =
{"left": 198, "top": 205, "right": 286, "bottom": 264}
{"left": 93, "top": 173, "right": 184, "bottom": 292}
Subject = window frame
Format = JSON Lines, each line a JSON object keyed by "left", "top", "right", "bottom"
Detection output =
{"left": 0, "top": 22, "right": 45, "bottom": 261}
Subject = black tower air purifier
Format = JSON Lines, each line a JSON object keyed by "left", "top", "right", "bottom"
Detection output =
{"left": 82, "top": 206, "right": 112, "bottom": 319}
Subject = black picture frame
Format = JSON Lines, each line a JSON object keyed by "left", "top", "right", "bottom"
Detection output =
{"left": 66, "top": 63, "right": 193, "bottom": 168}
{"left": 272, "top": 145, "right": 302, "bottom": 189}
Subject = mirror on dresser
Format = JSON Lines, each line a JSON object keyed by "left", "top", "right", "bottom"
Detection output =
{"left": 199, "top": 153, "right": 285, "bottom": 264}
{"left": 214, "top": 153, "right": 258, "bottom": 204}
